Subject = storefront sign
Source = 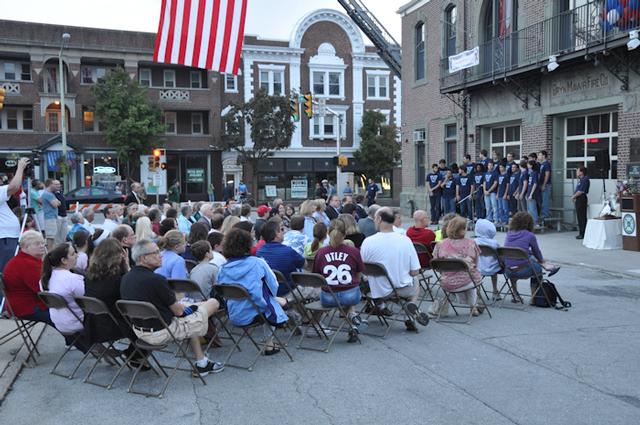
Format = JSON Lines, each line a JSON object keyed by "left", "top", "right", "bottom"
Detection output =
{"left": 4, "top": 159, "right": 17, "bottom": 168}
{"left": 622, "top": 212, "right": 637, "bottom": 237}
{"left": 291, "top": 179, "right": 308, "bottom": 199}
{"left": 94, "top": 166, "right": 116, "bottom": 174}
{"left": 265, "top": 185, "right": 277, "bottom": 197}
{"left": 448, "top": 46, "right": 479, "bottom": 73}
{"left": 186, "top": 168, "right": 205, "bottom": 183}
{"left": 551, "top": 73, "right": 609, "bottom": 97}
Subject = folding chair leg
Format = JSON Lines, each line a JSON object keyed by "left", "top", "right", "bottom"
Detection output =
{"left": 83, "top": 341, "right": 127, "bottom": 389}
{"left": 50, "top": 334, "right": 83, "bottom": 379}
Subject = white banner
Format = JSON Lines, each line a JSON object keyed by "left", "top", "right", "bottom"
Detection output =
{"left": 448, "top": 46, "right": 480, "bottom": 73}
{"left": 622, "top": 212, "right": 637, "bottom": 237}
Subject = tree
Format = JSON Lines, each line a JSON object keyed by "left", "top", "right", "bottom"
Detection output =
{"left": 353, "top": 110, "right": 400, "bottom": 181}
{"left": 220, "top": 90, "right": 294, "bottom": 194}
{"left": 93, "top": 68, "right": 166, "bottom": 178}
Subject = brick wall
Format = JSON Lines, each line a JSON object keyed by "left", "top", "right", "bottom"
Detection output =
{"left": 617, "top": 104, "right": 640, "bottom": 179}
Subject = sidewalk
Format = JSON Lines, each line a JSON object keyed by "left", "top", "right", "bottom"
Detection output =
{"left": 0, "top": 319, "right": 45, "bottom": 401}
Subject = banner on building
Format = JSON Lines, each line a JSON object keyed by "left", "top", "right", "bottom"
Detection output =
{"left": 448, "top": 46, "right": 480, "bottom": 73}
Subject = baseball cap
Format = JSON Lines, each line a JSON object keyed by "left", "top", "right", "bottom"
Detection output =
{"left": 256, "top": 205, "right": 270, "bottom": 216}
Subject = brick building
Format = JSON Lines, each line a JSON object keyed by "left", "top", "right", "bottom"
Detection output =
{"left": 0, "top": 8, "right": 400, "bottom": 203}
{"left": 399, "top": 0, "right": 640, "bottom": 219}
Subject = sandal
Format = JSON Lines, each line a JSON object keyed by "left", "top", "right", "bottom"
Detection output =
{"left": 263, "top": 347, "right": 281, "bottom": 356}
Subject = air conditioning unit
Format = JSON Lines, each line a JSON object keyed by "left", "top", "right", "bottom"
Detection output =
{"left": 413, "top": 129, "right": 426, "bottom": 142}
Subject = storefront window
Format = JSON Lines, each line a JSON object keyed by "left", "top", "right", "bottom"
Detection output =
{"left": 185, "top": 155, "right": 206, "bottom": 195}
{"left": 83, "top": 153, "right": 120, "bottom": 188}
{"left": 564, "top": 111, "right": 618, "bottom": 179}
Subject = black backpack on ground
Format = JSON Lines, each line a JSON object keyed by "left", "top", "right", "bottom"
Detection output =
{"left": 530, "top": 278, "right": 572, "bottom": 309}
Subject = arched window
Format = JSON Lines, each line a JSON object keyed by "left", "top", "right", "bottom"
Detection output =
{"left": 445, "top": 5, "right": 457, "bottom": 57}
{"left": 415, "top": 22, "right": 425, "bottom": 81}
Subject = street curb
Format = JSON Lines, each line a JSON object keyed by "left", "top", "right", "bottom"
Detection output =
{"left": 549, "top": 259, "right": 640, "bottom": 280}
{"left": 0, "top": 324, "right": 46, "bottom": 404}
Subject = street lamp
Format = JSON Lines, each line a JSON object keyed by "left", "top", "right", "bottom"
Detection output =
{"left": 58, "top": 32, "right": 70, "bottom": 189}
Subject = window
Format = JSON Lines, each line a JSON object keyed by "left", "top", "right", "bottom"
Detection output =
{"left": 6, "top": 109, "right": 18, "bottom": 129}
{"left": 164, "top": 70, "right": 176, "bottom": 88}
{"left": 444, "top": 124, "right": 457, "bottom": 164}
{"left": 311, "top": 70, "right": 343, "bottom": 98}
{"left": 310, "top": 111, "right": 347, "bottom": 140}
{"left": 22, "top": 109, "right": 33, "bottom": 130}
{"left": 490, "top": 125, "right": 521, "bottom": 160}
{"left": 415, "top": 22, "right": 425, "bottom": 81}
{"left": 191, "top": 112, "right": 203, "bottom": 134}
{"left": 366, "top": 72, "right": 390, "bottom": 99}
{"left": 21, "top": 63, "right": 31, "bottom": 81}
{"left": 81, "top": 66, "right": 106, "bottom": 84}
{"left": 415, "top": 128, "right": 426, "bottom": 186}
{"left": 164, "top": 112, "right": 176, "bottom": 134}
{"left": 0, "top": 108, "right": 34, "bottom": 131}
{"left": 190, "top": 71, "right": 202, "bottom": 89}
{"left": 82, "top": 106, "right": 97, "bottom": 132}
{"left": 224, "top": 74, "right": 238, "bottom": 92}
{"left": 44, "top": 66, "right": 58, "bottom": 93}
{"left": 258, "top": 66, "right": 285, "bottom": 95}
{"left": 46, "top": 110, "right": 60, "bottom": 132}
{"left": 139, "top": 68, "right": 151, "bottom": 87}
{"left": 3, "top": 63, "right": 15, "bottom": 80}
{"left": 445, "top": 5, "right": 457, "bottom": 58}
{"left": 565, "top": 112, "right": 618, "bottom": 179}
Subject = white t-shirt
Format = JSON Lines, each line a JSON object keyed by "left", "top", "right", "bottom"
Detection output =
{"left": 360, "top": 230, "right": 420, "bottom": 299}
{"left": 102, "top": 218, "right": 119, "bottom": 233}
{"left": 0, "top": 186, "right": 21, "bottom": 239}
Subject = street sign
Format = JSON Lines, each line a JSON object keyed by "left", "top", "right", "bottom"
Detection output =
{"left": 291, "top": 179, "right": 308, "bottom": 199}
{"left": 316, "top": 97, "right": 327, "bottom": 117}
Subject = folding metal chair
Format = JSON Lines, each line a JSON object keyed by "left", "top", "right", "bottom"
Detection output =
{"left": 215, "top": 284, "right": 294, "bottom": 372}
{"left": 477, "top": 244, "right": 510, "bottom": 305}
{"left": 360, "top": 262, "right": 421, "bottom": 338}
{"left": 412, "top": 243, "right": 437, "bottom": 306}
{"left": 37, "top": 291, "right": 89, "bottom": 378}
{"left": 497, "top": 247, "right": 554, "bottom": 308}
{"left": 429, "top": 258, "right": 492, "bottom": 324}
{"left": 185, "top": 259, "right": 198, "bottom": 273}
{"left": 115, "top": 300, "right": 207, "bottom": 398}
{"left": 167, "top": 278, "right": 239, "bottom": 351}
{"left": 74, "top": 296, "right": 129, "bottom": 389}
{"left": 291, "top": 272, "right": 360, "bottom": 352}
{"left": 0, "top": 277, "right": 41, "bottom": 365}
{"left": 304, "top": 256, "right": 315, "bottom": 272}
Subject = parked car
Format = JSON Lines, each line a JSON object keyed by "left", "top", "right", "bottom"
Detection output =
{"left": 64, "top": 186, "right": 127, "bottom": 209}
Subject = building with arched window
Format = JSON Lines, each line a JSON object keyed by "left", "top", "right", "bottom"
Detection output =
{"left": 400, "top": 0, "right": 640, "bottom": 221}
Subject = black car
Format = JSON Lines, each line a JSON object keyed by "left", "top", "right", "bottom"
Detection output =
{"left": 64, "top": 186, "right": 127, "bottom": 210}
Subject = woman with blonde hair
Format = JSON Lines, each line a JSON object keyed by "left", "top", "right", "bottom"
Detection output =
{"left": 155, "top": 230, "right": 188, "bottom": 279}
{"left": 338, "top": 213, "right": 365, "bottom": 249}
{"left": 312, "top": 219, "right": 365, "bottom": 342}
{"left": 220, "top": 215, "right": 240, "bottom": 234}
{"left": 432, "top": 216, "right": 484, "bottom": 316}
{"left": 299, "top": 200, "right": 316, "bottom": 240}
{"left": 312, "top": 199, "right": 330, "bottom": 226}
{"left": 135, "top": 216, "right": 156, "bottom": 241}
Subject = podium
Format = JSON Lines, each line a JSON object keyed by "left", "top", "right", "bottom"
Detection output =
{"left": 621, "top": 194, "right": 640, "bottom": 252}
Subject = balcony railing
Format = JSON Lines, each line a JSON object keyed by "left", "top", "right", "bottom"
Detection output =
{"left": 441, "top": 1, "right": 639, "bottom": 92}
{"left": 0, "top": 82, "right": 20, "bottom": 95}
{"left": 158, "top": 89, "right": 191, "bottom": 102}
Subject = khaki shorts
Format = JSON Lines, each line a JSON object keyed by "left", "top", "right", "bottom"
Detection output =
{"left": 44, "top": 219, "right": 57, "bottom": 239}
{"left": 392, "top": 285, "right": 418, "bottom": 300}
{"left": 134, "top": 302, "right": 210, "bottom": 346}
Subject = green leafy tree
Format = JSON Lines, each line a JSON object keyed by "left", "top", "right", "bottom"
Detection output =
{"left": 92, "top": 68, "right": 166, "bottom": 177}
{"left": 353, "top": 110, "right": 400, "bottom": 180}
{"left": 220, "top": 90, "right": 294, "bottom": 193}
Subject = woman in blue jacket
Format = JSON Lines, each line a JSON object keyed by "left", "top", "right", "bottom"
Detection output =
{"left": 217, "top": 228, "right": 289, "bottom": 355}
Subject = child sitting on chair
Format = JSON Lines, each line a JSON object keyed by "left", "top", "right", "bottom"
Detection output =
{"left": 475, "top": 219, "right": 502, "bottom": 301}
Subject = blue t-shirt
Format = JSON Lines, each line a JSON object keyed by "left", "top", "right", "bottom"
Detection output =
{"left": 473, "top": 174, "right": 484, "bottom": 197}
{"left": 426, "top": 173, "right": 442, "bottom": 193}
{"left": 539, "top": 160, "right": 551, "bottom": 185}
{"left": 457, "top": 176, "right": 472, "bottom": 198}
{"left": 527, "top": 170, "right": 539, "bottom": 197}
{"left": 442, "top": 179, "right": 456, "bottom": 198}
{"left": 366, "top": 183, "right": 378, "bottom": 200}
{"left": 484, "top": 171, "right": 498, "bottom": 193}
{"left": 438, "top": 167, "right": 449, "bottom": 179}
{"left": 509, "top": 172, "right": 521, "bottom": 196}
{"left": 497, "top": 173, "right": 509, "bottom": 197}
{"left": 519, "top": 169, "right": 529, "bottom": 193}
{"left": 506, "top": 162, "right": 515, "bottom": 177}
{"left": 41, "top": 190, "right": 58, "bottom": 220}
{"left": 575, "top": 176, "right": 590, "bottom": 195}
{"left": 464, "top": 163, "right": 475, "bottom": 175}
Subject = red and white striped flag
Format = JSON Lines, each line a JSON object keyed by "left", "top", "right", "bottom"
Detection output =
{"left": 154, "top": 0, "right": 248, "bottom": 75}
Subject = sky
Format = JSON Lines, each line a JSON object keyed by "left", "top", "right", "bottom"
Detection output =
{"left": 0, "top": 0, "right": 403, "bottom": 44}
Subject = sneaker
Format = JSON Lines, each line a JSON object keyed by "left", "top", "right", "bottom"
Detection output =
{"left": 372, "top": 306, "right": 393, "bottom": 317}
{"left": 406, "top": 302, "right": 429, "bottom": 326}
{"left": 193, "top": 361, "right": 225, "bottom": 377}
{"left": 347, "top": 330, "right": 359, "bottom": 343}
{"left": 348, "top": 313, "right": 362, "bottom": 327}
{"left": 404, "top": 320, "right": 418, "bottom": 332}
{"left": 128, "top": 359, "right": 152, "bottom": 372}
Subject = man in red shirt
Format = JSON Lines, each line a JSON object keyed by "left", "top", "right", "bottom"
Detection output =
{"left": 405, "top": 210, "right": 436, "bottom": 268}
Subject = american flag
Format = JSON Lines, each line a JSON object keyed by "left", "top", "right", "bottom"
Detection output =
{"left": 153, "top": 0, "right": 248, "bottom": 75}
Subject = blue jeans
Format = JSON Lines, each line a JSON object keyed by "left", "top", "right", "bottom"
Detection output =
{"left": 505, "top": 257, "right": 543, "bottom": 280}
{"left": 0, "top": 237, "right": 18, "bottom": 273}
{"left": 484, "top": 193, "right": 498, "bottom": 222}
{"left": 20, "top": 306, "right": 54, "bottom": 327}
{"left": 442, "top": 197, "right": 456, "bottom": 214}
{"left": 541, "top": 185, "right": 552, "bottom": 219}
{"left": 527, "top": 198, "right": 539, "bottom": 223}
{"left": 429, "top": 193, "right": 441, "bottom": 222}
{"left": 474, "top": 193, "right": 485, "bottom": 219}
{"left": 497, "top": 197, "right": 510, "bottom": 223}
{"left": 320, "top": 286, "right": 361, "bottom": 307}
{"left": 460, "top": 198, "right": 473, "bottom": 220}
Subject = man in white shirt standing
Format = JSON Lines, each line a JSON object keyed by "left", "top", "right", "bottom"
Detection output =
{"left": 360, "top": 207, "right": 428, "bottom": 332}
{"left": 0, "top": 158, "right": 28, "bottom": 272}
{"left": 101, "top": 206, "right": 120, "bottom": 233}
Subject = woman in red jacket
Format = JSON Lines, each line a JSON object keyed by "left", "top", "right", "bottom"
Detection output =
{"left": 3, "top": 230, "right": 50, "bottom": 324}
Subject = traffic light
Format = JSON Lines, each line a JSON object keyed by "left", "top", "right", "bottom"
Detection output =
{"left": 160, "top": 162, "right": 167, "bottom": 170}
{"left": 333, "top": 155, "right": 348, "bottom": 167}
{"left": 151, "top": 148, "right": 161, "bottom": 170}
{"left": 290, "top": 95, "right": 300, "bottom": 122}
{"left": 0, "top": 87, "right": 5, "bottom": 110}
{"left": 148, "top": 155, "right": 157, "bottom": 171}
{"left": 303, "top": 93, "right": 313, "bottom": 119}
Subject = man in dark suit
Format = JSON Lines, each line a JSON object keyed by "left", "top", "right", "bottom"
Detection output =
{"left": 197, "top": 204, "right": 214, "bottom": 231}
{"left": 326, "top": 195, "right": 341, "bottom": 220}
{"left": 124, "top": 182, "right": 145, "bottom": 205}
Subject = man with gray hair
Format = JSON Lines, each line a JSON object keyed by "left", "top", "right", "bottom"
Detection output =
{"left": 361, "top": 207, "right": 428, "bottom": 332}
{"left": 358, "top": 204, "right": 380, "bottom": 238}
{"left": 197, "top": 203, "right": 214, "bottom": 232}
{"left": 121, "top": 239, "right": 224, "bottom": 375}
{"left": 80, "top": 208, "right": 96, "bottom": 235}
